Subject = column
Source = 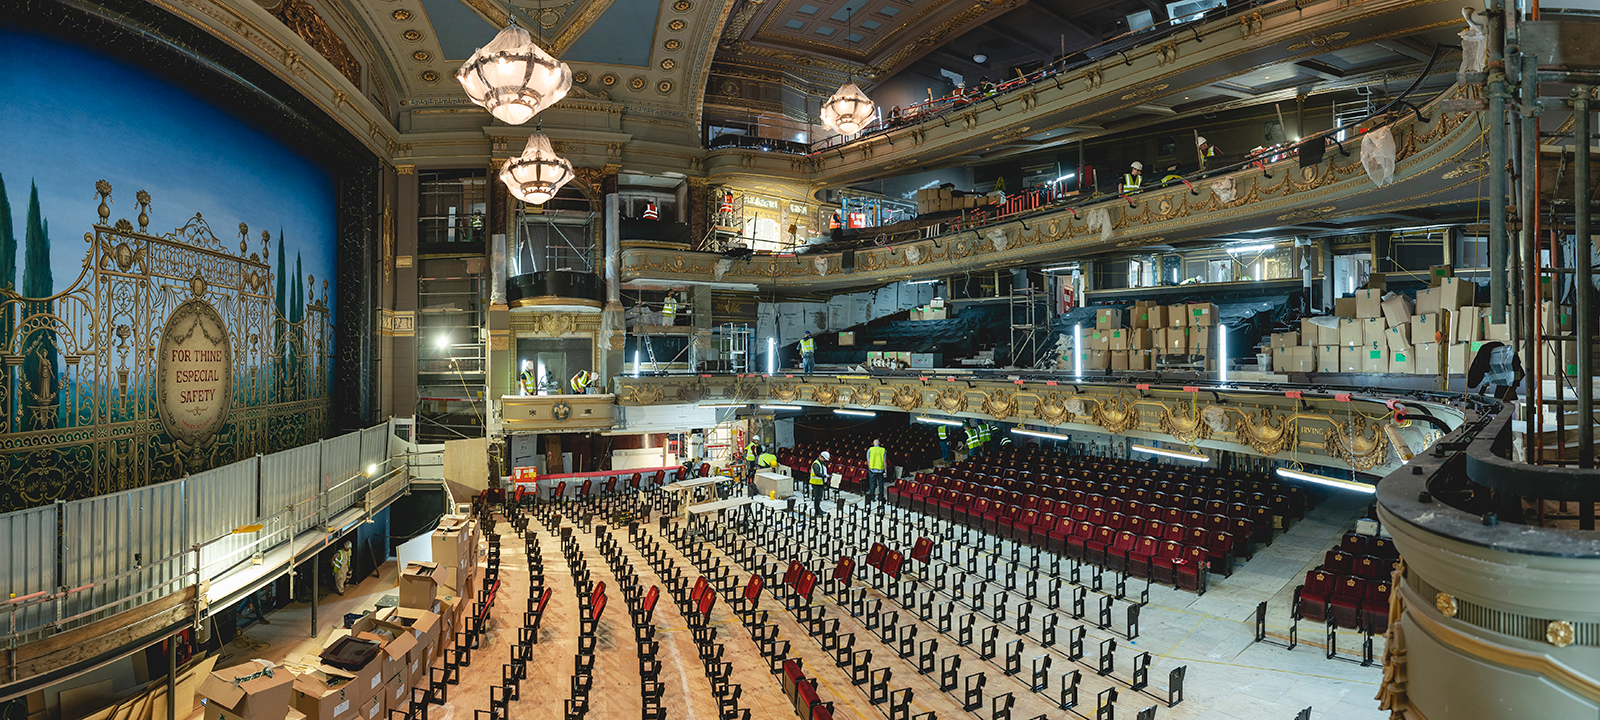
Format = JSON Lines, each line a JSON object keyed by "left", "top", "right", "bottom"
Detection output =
{"left": 390, "top": 165, "right": 418, "bottom": 418}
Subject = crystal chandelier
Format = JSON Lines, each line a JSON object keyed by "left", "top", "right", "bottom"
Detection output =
{"left": 820, "top": 81, "right": 875, "bottom": 135}
{"left": 456, "top": 19, "right": 572, "bottom": 125}
{"left": 500, "top": 132, "right": 574, "bottom": 205}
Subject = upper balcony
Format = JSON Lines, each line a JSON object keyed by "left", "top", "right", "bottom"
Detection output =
{"left": 704, "top": 0, "right": 1470, "bottom": 190}
{"left": 636, "top": 83, "right": 1486, "bottom": 294}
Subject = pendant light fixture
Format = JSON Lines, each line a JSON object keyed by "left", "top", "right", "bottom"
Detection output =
{"left": 820, "top": 6, "right": 876, "bottom": 136}
{"left": 456, "top": 10, "right": 572, "bottom": 125}
{"left": 500, "top": 125, "right": 573, "bottom": 205}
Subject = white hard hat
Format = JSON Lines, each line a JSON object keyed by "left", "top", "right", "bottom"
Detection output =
{"left": 1196, "top": 136, "right": 1207, "bottom": 146}
{"left": 820, "top": 451, "right": 831, "bottom": 460}
{"left": 1130, "top": 161, "right": 1143, "bottom": 170}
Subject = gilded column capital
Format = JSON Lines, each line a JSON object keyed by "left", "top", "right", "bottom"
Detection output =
{"left": 395, "top": 164, "right": 416, "bottom": 176}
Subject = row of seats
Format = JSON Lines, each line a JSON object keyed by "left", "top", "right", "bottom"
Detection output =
{"left": 780, "top": 425, "right": 940, "bottom": 489}
{"left": 1295, "top": 531, "right": 1398, "bottom": 634}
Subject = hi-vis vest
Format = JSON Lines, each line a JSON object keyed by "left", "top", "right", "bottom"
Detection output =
{"left": 829, "top": 214, "right": 841, "bottom": 229}
{"left": 937, "top": 425, "right": 948, "bottom": 439}
{"left": 570, "top": 370, "right": 591, "bottom": 393}
{"left": 810, "top": 459, "right": 827, "bottom": 485}
{"left": 643, "top": 202, "right": 659, "bottom": 220}
{"left": 520, "top": 369, "right": 538, "bottom": 394}
{"left": 800, "top": 337, "right": 816, "bottom": 354}
{"left": 979, "top": 424, "right": 992, "bottom": 443}
{"left": 867, "top": 446, "right": 887, "bottom": 470}
{"left": 1199, "top": 145, "right": 1217, "bottom": 158}
{"left": 758, "top": 452, "right": 778, "bottom": 468}
{"left": 966, "top": 429, "right": 982, "bottom": 449}
{"left": 662, "top": 296, "right": 677, "bottom": 319}
{"left": 1121, "top": 173, "right": 1142, "bottom": 193}
{"left": 746, "top": 442, "right": 758, "bottom": 461}
{"left": 720, "top": 192, "right": 735, "bottom": 213}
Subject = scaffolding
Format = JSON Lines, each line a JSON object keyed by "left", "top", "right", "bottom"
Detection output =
{"left": 1010, "top": 288, "right": 1049, "bottom": 369}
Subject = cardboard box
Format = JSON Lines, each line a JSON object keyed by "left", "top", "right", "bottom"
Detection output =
{"left": 1361, "top": 317, "right": 1388, "bottom": 347}
{"left": 1286, "top": 346, "right": 1317, "bottom": 372}
{"left": 838, "top": 331, "right": 855, "bottom": 346}
{"left": 1111, "top": 350, "right": 1129, "bottom": 371}
{"left": 1188, "top": 327, "right": 1213, "bottom": 355}
{"left": 1366, "top": 273, "right": 1388, "bottom": 291}
{"left": 1274, "top": 332, "right": 1300, "bottom": 350}
{"left": 1339, "top": 346, "right": 1363, "bottom": 373}
{"left": 1385, "top": 325, "right": 1411, "bottom": 351}
{"left": 1137, "top": 306, "right": 1167, "bottom": 329}
{"left": 1415, "top": 342, "right": 1440, "bottom": 375}
{"left": 1187, "top": 303, "right": 1217, "bottom": 327}
{"left": 1380, "top": 294, "right": 1414, "bottom": 328}
{"left": 1087, "top": 350, "right": 1110, "bottom": 370}
{"left": 1355, "top": 289, "right": 1384, "bottom": 319}
{"left": 1108, "top": 329, "right": 1128, "bottom": 351}
{"left": 293, "top": 667, "right": 361, "bottom": 720}
{"left": 359, "top": 697, "right": 382, "bottom": 720}
{"left": 1453, "top": 306, "right": 1483, "bottom": 343}
{"left": 1439, "top": 277, "right": 1476, "bottom": 308}
{"left": 1415, "top": 287, "right": 1441, "bottom": 316}
{"left": 1485, "top": 322, "right": 1510, "bottom": 343}
{"left": 1389, "top": 348, "right": 1414, "bottom": 374}
{"left": 1096, "top": 308, "right": 1122, "bottom": 330}
{"left": 357, "top": 631, "right": 415, "bottom": 682}
{"left": 398, "top": 563, "right": 439, "bottom": 610}
{"left": 1128, "top": 349, "right": 1153, "bottom": 371}
{"left": 1429, "top": 264, "right": 1454, "bottom": 286}
{"left": 1271, "top": 347, "right": 1287, "bottom": 373}
{"left": 381, "top": 608, "right": 441, "bottom": 660}
{"left": 1168, "top": 305, "right": 1189, "bottom": 327}
{"left": 1447, "top": 343, "right": 1472, "bottom": 375}
{"left": 385, "top": 676, "right": 406, "bottom": 714}
{"left": 1127, "top": 329, "right": 1154, "bottom": 350}
{"left": 1317, "top": 345, "right": 1340, "bottom": 372}
{"left": 200, "top": 661, "right": 295, "bottom": 720}
{"left": 1334, "top": 297, "right": 1359, "bottom": 318}
{"left": 1362, "top": 346, "right": 1389, "bottom": 374}
{"left": 1412, "top": 313, "right": 1445, "bottom": 345}
{"left": 1091, "top": 331, "right": 1112, "bottom": 351}
{"left": 1339, "top": 318, "right": 1364, "bottom": 347}
{"left": 1542, "top": 301, "right": 1574, "bottom": 334}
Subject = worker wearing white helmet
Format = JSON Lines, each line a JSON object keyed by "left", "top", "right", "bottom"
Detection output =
{"left": 1196, "top": 136, "right": 1217, "bottom": 158}
{"left": 1122, "top": 161, "right": 1143, "bottom": 194}
{"left": 809, "top": 451, "right": 831, "bottom": 516}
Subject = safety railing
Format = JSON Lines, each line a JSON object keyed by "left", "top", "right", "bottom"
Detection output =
{"left": 1, "top": 420, "right": 408, "bottom": 649}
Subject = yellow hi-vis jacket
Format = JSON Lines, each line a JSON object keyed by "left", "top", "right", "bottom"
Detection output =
{"left": 867, "top": 446, "right": 887, "bottom": 470}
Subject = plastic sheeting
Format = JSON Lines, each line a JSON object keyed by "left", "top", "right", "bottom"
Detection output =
{"left": 1362, "top": 126, "right": 1397, "bottom": 187}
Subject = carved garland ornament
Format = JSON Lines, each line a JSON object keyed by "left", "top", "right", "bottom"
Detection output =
{"left": 890, "top": 385, "right": 922, "bottom": 412}
{"left": 677, "top": 383, "right": 708, "bottom": 404}
{"left": 1031, "top": 391, "right": 1076, "bottom": 425}
{"left": 1089, "top": 395, "right": 1139, "bottom": 435}
{"left": 848, "top": 384, "right": 881, "bottom": 408}
{"left": 933, "top": 386, "right": 968, "bottom": 415}
{"left": 810, "top": 384, "right": 840, "bottom": 406}
{"left": 1326, "top": 415, "right": 1390, "bottom": 471}
{"left": 625, "top": 384, "right": 664, "bottom": 405}
{"left": 981, "top": 390, "right": 1018, "bottom": 421}
{"left": 1158, "top": 400, "right": 1213, "bottom": 444}
{"left": 771, "top": 382, "right": 800, "bottom": 402}
{"left": 1234, "top": 406, "right": 1297, "bottom": 456}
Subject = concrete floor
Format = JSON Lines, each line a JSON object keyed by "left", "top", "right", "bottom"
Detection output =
{"left": 229, "top": 488, "right": 1387, "bottom": 720}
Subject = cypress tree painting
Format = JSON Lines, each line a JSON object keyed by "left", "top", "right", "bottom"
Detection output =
{"left": 275, "top": 229, "right": 287, "bottom": 401}
{"left": 0, "top": 173, "right": 15, "bottom": 433}
{"left": 21, "top": 183, "right": 57, "bottom": 431}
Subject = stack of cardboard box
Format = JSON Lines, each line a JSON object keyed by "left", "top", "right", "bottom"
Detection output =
{"left": 1084, "top": 301, "right": 1216, "bottom": 371}
{"left": 1266, "top": 275, "right": 1510, "bottom": 375}
{"left": 914, "top": 188, "right": 992, "bottom": 215}
{"left": 200, "top": 660, "right": 300, "bottom": 720}
{"left": 431, "top": 516, "right": 479, "bottom": 597}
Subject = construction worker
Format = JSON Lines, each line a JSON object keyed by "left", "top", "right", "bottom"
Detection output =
{"left": 331, "top": 541, "right": 353, "bottom": 594}
{"left": 866, "top": 439, "right": 888, "bottom": 504}
{"left": 643, "top": 201, "right": 659, "bottom": 220}
{"left": 757, "top": 450, "right": 779, "bottom": 471}
{"left": 829, "top": 213, "right": 842, "bottom": 230}
{"left": 809, "top": 451, "right": 831, "bottom": 516}
{"left": 965, "top": 421, "right": 982, "bottom": 458}
{"left": 720, "top": 190, "right": 735, "bottom": 214}
{"left": 1122, "top": 162, "right": 1143, "bottom": 194}
{"left": 800, "top": 331, "right": 816, "bottom": 374}
{"left": 662, "top": 291, "right": 678, "bottom": 326}
{"left": 937, "top": 423, "right": 951, "bottom": 463}
{"left": 520, "top": 360, "right": 538, "bottom": 395}
{"left": 1196, "top": 136, "right": 1217, "bottom": 165}
{"left": 570, "top": 369, "right": 592, "bottom": 394}
{"left": 744, "top": 438, "right": 760, "bottom": 483}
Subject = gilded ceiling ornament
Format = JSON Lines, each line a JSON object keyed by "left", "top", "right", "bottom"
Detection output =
{"left": 1234, "top": 406, "right": 1297, "bottom": 456}
{"left": 669, "top": 19, "right": 687, "bottom": 30}
{"left": 890, "top": 385, "right": 921, "bottom": 412}
{"left": 1159, "top": 399, "right": 1212, "bottom": 444}
{"left": 1547, "top": 620, "right": 1575, "bottom": 648}
{"left": 392, "top": 9, "right": 410, "bottom": 20}
{"left": 771, "top": 382, "right": 799, "bottom": 401}
{"left": 1276, "top": 205, "right": 1337, "bottom": 222}
{"left": 420, "top": 70, "right": 440, "bottom": 83}
{"left": 677, "top": 383, "right": 707, "bottom": 404}
{"left": 933, "top": 387, "right": 968, "bottom": 415}
{"left": 412, "top": 50, "right": 431, "bottom": 62}
{"left": 672, "top": 0, "right": 692, "bottom": 11}
{"left": 664, "top": 39, "right": 682, "bottom": 51}
{"left": 660, "top": 58, "right": 676, "bottom": 71}
{"left": 981, "top": 390, "right": 1018, "bottom": 421}
{"left": 1032, "top": 392, "right": 1075, "bottom": 425}
{"left": 720, "top": 80, "right": 740, "bottom": 96}
{"left": 810, "top": 385, "right": 839, "bottom": 406}
{"left": 601, "top": 74, "right": 618, "bottom": 86}
{"left": 1327, "top": 414, "right": 1390, "bottom": 471}
{"left": 574, "top": 71, "right": 589, "bottom": 84}
{"left": 657, "top": 80, "right": 673, "bottom": 94}
{"left": 1434, "top": 592, "right": 1457, "bottom": 618}
{"left": 625, "top": 384, "right": 664, "bottom": 404}
{"left": 403, "top": 29, "right": 422, "bottom": 41}
{"left": 849, "top": 384, "right": 880, "bottom": 408}
{"left": 1286, "top": 31, "right": 1350, "bottom": 52}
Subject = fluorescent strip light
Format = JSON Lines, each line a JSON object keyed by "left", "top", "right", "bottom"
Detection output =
{"left": 1276, "top": 467, "right": 1376, "bottom": 494}
{"left": 767, "top": 337, "right": 776, "bottom": 374}
{"left": 1012, "top": 428, "right": 1070, "bottom": 441}
{"left": 907, "top": 279, "right": 942, "bottom": 285}
{"left": 916, "top": 416, "right": 965, "bottom": 426}
{"left": 699, "top": 403, "right": 746, "bottom": 408}
{"left": 633, "top": 349, "right": 641, "bottom": 378}
{"left": 1227, "top": 243, "right": 1276, "bottom": 254}
{"left": 1073, "top": 324, "right": 1083, "bottom": 379}
{"left": 1132, "top": 444, "right": 1209, "bottom": 463}
{"left": 1042, "top": 265, "right": 1078, "bottom": 273}
{"left": 835, "top": 409, "right": 877, "bottom": 417}
{"left": 759, "top": 404, "right": 803, "bottom": 411}
{"left": 1218, "top": 324, "right": 1228, "bottom": 382}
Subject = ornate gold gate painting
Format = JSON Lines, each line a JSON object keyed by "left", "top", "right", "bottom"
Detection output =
{"left": 0, "top": 182, "right": 332, "bottom": 512}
